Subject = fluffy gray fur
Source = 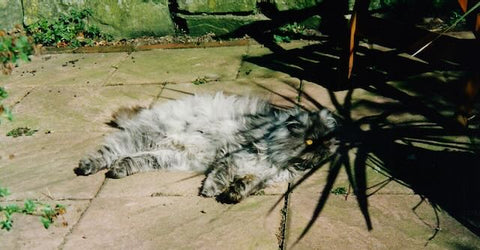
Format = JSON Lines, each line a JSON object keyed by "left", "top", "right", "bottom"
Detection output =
{"left": 75, "top": 92, "right": 337, "bottom": 203}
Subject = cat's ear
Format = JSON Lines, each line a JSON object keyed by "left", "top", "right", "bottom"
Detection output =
{"left": 286, "top": 112, "right": 311, "bottom": 133}
{"left": 319, "top": 109, "right": 336, "bottom": 129}
{"left": 285, "top": 115, "right": 303, "bottom": 132}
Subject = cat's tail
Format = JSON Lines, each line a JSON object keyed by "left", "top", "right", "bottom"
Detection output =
{"left": 108, "top": 105, "right": 145, "bottom": 129}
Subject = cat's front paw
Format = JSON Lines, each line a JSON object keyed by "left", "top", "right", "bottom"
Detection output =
{"left": 74, "top": 158, "right": 98, "bottom": 176}
{"left": 218, "top": 190, "right": 244, "bottom": 204}
{"left": 218, "top": 174, "right": 258, "bottom": 204}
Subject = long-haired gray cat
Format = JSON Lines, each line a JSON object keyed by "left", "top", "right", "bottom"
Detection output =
{"left": 75, "top": 92, "right": 337, "bottom": 203}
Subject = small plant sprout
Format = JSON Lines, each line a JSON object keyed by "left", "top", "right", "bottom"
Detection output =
{"left": 0, "top": 184, "right": 67, "bottom": 231}
{"left": 6, "top": 127, "right": 39, "bottom": 137}
{"left": 331, "top": 186, "right": 348, "bottom": 195}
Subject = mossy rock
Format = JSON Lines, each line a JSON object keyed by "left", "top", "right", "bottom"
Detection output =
{"left": 0, "top": 0, "right": 23, "bottom": 30}
{"left": 273, "top": 0, "right": 324, "bottom": 11}
{"left": 177, "top": 0, "right": 257, "bottom": 14}
{"left": 87, "top": 0, "right": 175, "bottom": 38}
{"left": 23, "top": 0, "right": 175, "bottom": 39}
{"left": 179, "top": 14, "right": 268, "bottom": 37}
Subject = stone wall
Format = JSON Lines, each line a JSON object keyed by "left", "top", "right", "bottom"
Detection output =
{"left": 0, "top": 0, "right": 328, "bottom": 38}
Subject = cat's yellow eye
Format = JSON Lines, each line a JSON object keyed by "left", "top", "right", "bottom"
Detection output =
{"left": 305, "top": 139, "right": 313, "bottom": 145}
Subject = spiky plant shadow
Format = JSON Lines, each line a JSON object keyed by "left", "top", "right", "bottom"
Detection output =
{"left": 267, "top": 80, "right": 479, "bottom": 244}
{"left": 249, "top": 1, "right": 480, "bottom": 244}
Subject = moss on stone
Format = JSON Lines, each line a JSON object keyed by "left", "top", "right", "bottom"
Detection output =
{"left": 23, "top": 0, "right": 175, "bottom": 39}
{"left": 88, "top": 0, "right": 175, "bottom": 38}
{"left": 273, "top": 0, "right": 324, "bottom": 11}
{"left": 0, "top": 0, "right": 23, "bottom": 30}
{"left": 179, "top": 14, "right": 268, "bottom": 37}
{"left": 177, "top": 0, "right": 257, "bottom": 14}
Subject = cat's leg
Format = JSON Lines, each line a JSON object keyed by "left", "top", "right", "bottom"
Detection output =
{"left": 75, "top": 130, "right": 156, "bottom": 176}
{"left": 201, "top": 152, "right": 270, "bottom": 203}
{"left": 200, "top": 163, "right": 235, "bottom": 198}
{"left": 223, "top": 169, "right": 300, "bottom": 202}
{"left": 105, "top": 149, "right": 180, "bottom": 178}
{"left": 75, "top": 145, "right": 119, "bottom": 176}
{"left": 220, "top": 174, "right": 268, "bottom": 203}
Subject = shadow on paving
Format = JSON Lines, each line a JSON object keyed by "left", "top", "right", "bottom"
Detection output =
{"left": 234, "top": 3, "right": 480, "bottom": 243}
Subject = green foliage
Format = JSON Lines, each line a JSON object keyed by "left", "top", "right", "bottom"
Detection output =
{"left": 0, "top": 184, "right": 67, "bottom": 231}
{"left": 6, "top": 127, "right": 38, "bottom": 137}
{"left": 27, "top": 8, "right": 113, "bottom": 48}
{"left": 192, "top": 77, "right": 208, "bottom": 85}
{"left": 0, "top": 26, "right": 34, "bottom": 74}
{"left": 0, "top": 87, "right": 13, "bottom": 124}
{"left": 23, "top": 200, "right": 36, "bottom": 214}
{"left": 274, "top": 22, "right": 309, "bottom": 43}
{"left": 331, "top": 186, "right": 348, "bottom": 195}
{"left": 279, "top": 22, "right": 306, "bottom": 35}
{"left": 0, "top": 186, "right": 11, "bottom": 198}
{"left": 0, "top": 87, "right": 7, "bottom": 99}
{"left": 1, "top": 26, "right": 34, "bottom": 124}
{"left": 273, "top": 34, "right": 291, "bottom": 43}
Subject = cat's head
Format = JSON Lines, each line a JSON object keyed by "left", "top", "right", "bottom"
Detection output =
{"left": 282, "top": 109, "right": 338, "bottom": 170}
{"left": 302, "top": 109, "right": 338, "bottom": 153}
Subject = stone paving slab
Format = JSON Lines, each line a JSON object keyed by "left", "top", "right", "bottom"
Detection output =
{"left": 107, "top": 46, "right": 248, "bottom": 85}
{"left": 0, "top": 200, "right": 90, "bottom": 249}
{"left": 238, "top": 42, "right": 320, "bottom": 80}
{"left": 4, "top": 53, "right": 128, "bottom": 88}
{"left": 0, "top": 84, "right": 163, "bottom": 133}
{"left": 286, "top": 192, "right": 480, "bottom": 249}
{"left": 62, "top": 196, "right": 282, "bottom": 250}
{"left": 0, "top": 132, "right": 105, "bottom": 200}
{"left": 160, "top": 79, "right": 273, "bottom": 100}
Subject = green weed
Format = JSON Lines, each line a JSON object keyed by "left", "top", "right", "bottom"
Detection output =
{"left": 0, "top": 184, "right": 67, "bottom": 231}
{"left": 6, "top": 127, "right": 39, "bottom": 137}
{"left": 192, "top": 77, "right": 209, "bottom": 85}
{"left": 26, "top": 8, "right": 113, "bottom": 48}
{"left": 331, "top": 186, "right": 348, "bottom": 195}
{"left": 273, "top": 34, "right": 291, "bottom": 43}
{"left": 279, "top": 22, "right": 306, "bottom": 35}
{"left": 273, "top": 22, "right": 308, "bottom": 43}
{"left": 0, "top": 25, "right": 34, "bottom": 75}
{"left": 1, "top": 26, "right": 34, "bottom": 124}
{"left": 0, "top": 87, "right": 13, "bottom": 124}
